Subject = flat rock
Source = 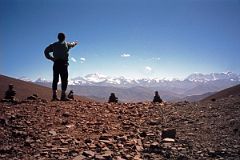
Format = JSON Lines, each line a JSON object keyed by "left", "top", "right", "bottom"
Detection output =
{"left": 148, "top": 119, "right": 161, "bottom": 125}
{"left": 162, "top": 138, "right": 175, "bottom": 143}
{"left": 82, "top": 150, "right": 95, "bottom": 157}
{"left": 101, "top": 150, "right": 113, "bottom": 158}
{"left": 49, "top": 130, "right": 57, "bottom": 136}
{"left": 73, "top": 155, "right": 87, "bottom": 160}
{"left": 95, "top": 154, "right": 105, "bottom": 160}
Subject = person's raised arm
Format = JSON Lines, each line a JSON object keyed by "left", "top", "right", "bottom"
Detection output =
{"left": 67, "top": 41, "right": 78, "bottom": 49}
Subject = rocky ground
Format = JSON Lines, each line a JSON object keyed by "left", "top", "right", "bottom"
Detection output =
{"left": 0, "top": 97, "right": 240, "bottom": 160}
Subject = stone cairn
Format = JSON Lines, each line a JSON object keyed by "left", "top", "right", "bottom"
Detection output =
{"left": 68, "top": 90, "right": 74, "bottom": 100}
{"left": 153, "top": 91, "right": 162, "bottom": 103}
{"left": 2, "top": 84, "right": 17, "bottom": 102}
{"left": 108, "top": 93, "right": 118, "bottom": 103}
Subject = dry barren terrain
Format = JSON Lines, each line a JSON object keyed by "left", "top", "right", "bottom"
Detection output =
{"left": 0, "top": 96, "right": 240, "bottom": 160}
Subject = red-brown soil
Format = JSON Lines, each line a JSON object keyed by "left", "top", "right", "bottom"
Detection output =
{"left": 0, "top": 95, "right": 239, "bottom": 159}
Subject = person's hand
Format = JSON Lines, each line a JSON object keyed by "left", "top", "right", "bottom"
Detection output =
{"left": 74, "top": 41, "right": 78, "bottom": 46}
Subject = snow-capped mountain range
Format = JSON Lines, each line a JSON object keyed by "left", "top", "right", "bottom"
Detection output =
{"left": 20, "top": 72, "right": 240, "bottom": 102}
{"left": 33, "top": 72, "right": 240, "bottom": 87}
{"left": 186, "top": 72, "right": 240, "bottom": 82}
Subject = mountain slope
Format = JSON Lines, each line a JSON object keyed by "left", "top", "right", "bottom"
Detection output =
{"left": 202, "top": 84, "right": 240, "bottom": 101}
{"left": 0, "top": 75, "right": 92, "bottom": 101}
{"left": 181, "top": 92, "right": 215, "bottom": 102}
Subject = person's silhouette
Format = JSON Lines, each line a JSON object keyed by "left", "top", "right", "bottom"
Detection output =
{"left": 44, "top": 33, "right": 78, "bottom": 101}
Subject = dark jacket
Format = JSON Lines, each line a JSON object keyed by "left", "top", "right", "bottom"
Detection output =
{"left": 44, "top": 41, "right": 76, "bottom": 61}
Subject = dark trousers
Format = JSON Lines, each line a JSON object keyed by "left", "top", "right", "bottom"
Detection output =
{"left": 52, "top": 60, "right": 68, "bottom": 91}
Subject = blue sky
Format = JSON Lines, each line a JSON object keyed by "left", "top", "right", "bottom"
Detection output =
{"left": 1, "top": 0, "right": 240, "bottom": 80}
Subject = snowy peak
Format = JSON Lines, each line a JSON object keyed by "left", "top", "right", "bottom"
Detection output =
{"left": 84, "top": 73, "right": 108, "bottom": 83}
{"left": 71, "top": 73, "right": 135, "bottom": 86}
{"left": 19, "top": 76, "right": 32, "bottom": 82}
{"left": 69, "top": 76, "right": 87, "bottom": 85}
{"left": 35, "top": 78, "right": 50, "bottom": 83}
{"left": 186, "top": 72, "right": 240, "bottom": 82}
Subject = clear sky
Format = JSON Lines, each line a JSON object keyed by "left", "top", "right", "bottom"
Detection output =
{"left": 1, "top": 0, "right": 240, "bottom": 80}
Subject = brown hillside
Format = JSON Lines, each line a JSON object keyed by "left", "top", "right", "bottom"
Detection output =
{"left": 202, "top": 84, "right": 240, "bottom": 101}
{"left": 0, "top": 75, "right": 92, "bottom": 101}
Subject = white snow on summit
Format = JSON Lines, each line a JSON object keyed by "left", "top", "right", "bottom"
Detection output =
{"left": 186, "top": 72, "right": 240, "bottom": 82}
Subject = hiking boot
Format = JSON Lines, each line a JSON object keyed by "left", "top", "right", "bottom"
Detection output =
{"left": 52, "top": 96, "right": 60, "bottom": 101}
{"left": 60, "top": 97, "right": 71, "bottom": 101}
{"left": 60, "top": 95, "right": 70, "bottom": 101}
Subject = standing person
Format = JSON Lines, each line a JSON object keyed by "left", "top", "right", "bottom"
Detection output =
{"left": 44, "top": 33, "right": 78, "bottom": 101}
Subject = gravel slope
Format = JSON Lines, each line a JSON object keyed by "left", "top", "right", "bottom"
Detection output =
{"left": 0, "top": 96, "right": 240, "bottom": 160}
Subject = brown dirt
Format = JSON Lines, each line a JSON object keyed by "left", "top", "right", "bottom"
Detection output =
{"left": 0, "top": 96, "right": 239, "bottom": 160}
